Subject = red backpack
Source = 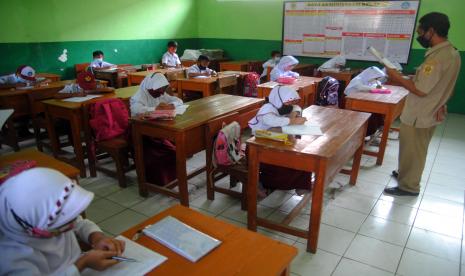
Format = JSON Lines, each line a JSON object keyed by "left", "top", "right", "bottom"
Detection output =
{"left": 243, "top": 72, "right": 260, "bottom": 97}
{"left": 89, "top": 98, "right": 129, "bottom": 142}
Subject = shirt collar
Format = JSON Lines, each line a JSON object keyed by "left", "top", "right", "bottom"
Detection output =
{"left": 425, "top": 41, "right": 451, "bottom": 57}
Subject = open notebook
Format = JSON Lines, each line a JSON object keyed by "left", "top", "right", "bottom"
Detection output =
{"left": 281, "top": 121, "right": 323, "bottom": 136}
{"left": 81, "top": 236, "right": 167, "bottom": 276}
{"left": 61, "top": 95, "right": 102, "bottom": 102}
{"left": 143, "top": 216, "right": 221, "bottom": 262}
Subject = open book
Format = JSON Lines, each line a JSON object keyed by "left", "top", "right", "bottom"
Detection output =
{"left": 367, "top": 46, "right": 397, "bottom": 70}
{"left": 81, "top": 236, "right": 167, "bottom": 276}
{"left": 143, "top": 216, "right": 221, "bottom": 262}
{"left": 281, "top": 121, "right": 323, "bottom": 136}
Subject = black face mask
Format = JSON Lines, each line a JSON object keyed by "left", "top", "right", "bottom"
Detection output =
{"left": 277, "top": 104, "right": 293, "bottom": 115}
{"left": 148, "top": 87, "right": 165, "bottom": 98}
{"left": 199, "top": 65, "right": 207, "bottom": 70}
{"left": 416, "top": 30, "right": 432, "bottom": 48}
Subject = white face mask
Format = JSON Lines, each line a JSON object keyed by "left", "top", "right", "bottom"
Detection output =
{"left": 94, "top": 58, "right": 103, "bottom": 62}
{"left": 273, "top": 57, "right": 281, "bottom": 62}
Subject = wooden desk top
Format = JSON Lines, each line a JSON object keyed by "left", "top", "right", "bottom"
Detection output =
{"left": 42, "top": 93, "right": 116, "bottom": 110}
{"left": 219, "top": 60, "right": 261, "bottom": 65}
{"left": 121, "top": 205, "right": 297, "bottom": 276}
{"left": 36, "top": 73, "right": 61, "bottom": 79}
{"left": 294, "top": 63, "right": 315, "bottom": 69}
{"left": 0, "top": 148, "right": 80, "bottom": 179}
{"left": 128, "top": 68, "right": 186, "bottom": 78}
{"left": 132, "top": 94, "right": 264, "bottom": 131}
{"left": 345, "top": 85, "right": 409, "bottom": 105}
{"left": 258, "top": 76, "right": 322, "bottom": 90}
{"left": 0, "top": 80, "right": 74, "bottom": 96}
{"left": 247, "top": 105, "right": 370, "bottom": 158}
{"left": 320, "top": 68, "right": 361, "bottom": 75}
{"left": 178, "top": 71, "right": 249, "bottom": 84}
{"left": 115, "top": 85, "right": 139, "bottom": 100}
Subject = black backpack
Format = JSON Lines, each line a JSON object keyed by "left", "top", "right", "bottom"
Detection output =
{"left": 316, "top": 76, "right": 339, "bottom": 106}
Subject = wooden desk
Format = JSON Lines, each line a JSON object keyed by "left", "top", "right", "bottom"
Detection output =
{"left": 319, "top": 69, "right": 361, "bottom": 87}
{"left": 115, "top": 85, "right": 139, "bottom": 110}
{"left": 219, "top": 60, "right": 261, "bottom": 72}
{"left": 131, "top": 94, "right": 264, "bottom": 205}
{"left": 345, "top": 85, "right": 408, "bottom": 165}
{"left": 43, "top": 93, "right": 118, "bottom": 177}
{"left": 122, "top": 205, "right": 297, "bottom": 276}
{"left": 0, "top": 148, "right": 80, "bottom": 180}
{"left": 246, "top": 106, "right": 370, "bottom": 253}
{"left": 266, "top": 63, "right": 316, "bottom": 81}
{"left": 181, "top": 58, "right": 230, "bottom": 72}
{"left": 127, "top": 68, "right": 186, "bottom": 86}
{"left": 36, "top": 73, "right": 61, "bottom": 82}
{"left": 257, "top": 77, "right": 322, "bottom": 107}
{"left": 177, "top": 72, "right": 249, "bottom": 100}
{"left": 94, "top": 65, "right": 139, "bottom": 88}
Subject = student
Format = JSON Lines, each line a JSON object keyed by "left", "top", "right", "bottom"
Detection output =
{"left": 269, "top": 55, "right": 300, "bottom": 82}
{"left": 187, "top": 55, "right": 217, "bottom": 78}
{"left": 248, "top": 86, "right": 311, "bottom": 195}
{"left": 130, "top": 73, "right": 183, "bottom": 186}
{"left": 0, "top": 65, "right": 43, "bottom": 87}
{"left": 90, "top": 50, "right": 115, "bottom": 69}
{"left": 55, "top": 71, "right": 113, "bottom": 98}
{"left": 384, "top": 12, "right": 461, "bottom": 196}
{"left": 261, "top": 50, "right": 281, "bottom": 79}
{"left": 161, "top": 41, "right": 182, "bottom": 68}
{"left": 0, "top": 168, "right": 125, "bottom": 275}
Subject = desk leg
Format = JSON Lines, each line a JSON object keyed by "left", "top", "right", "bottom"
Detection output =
{"left": 247, "top": 145, "right": 259, "bottom": 231}
{"left": 376, "top": 113, "right": 392, "bottom": 165}
{"left": 307, "top": 163, "right": 326, "bottom": 253}
{"left": 45, "top": 109, "right": 60, "bottom": 158}
{"left": 350, "top": 138, "right": 365, "bottom": 185}
{"left": 133, "top": 127, "right": 148, "bottom": 197}
{"left": 175, "top": 132, "right": 189, "bottom": 206}
{"left": 70, "top": 112, "right": 86, "bottom": 178}
{"left": 280, "top": 266, "right": 290, "bottom": 276}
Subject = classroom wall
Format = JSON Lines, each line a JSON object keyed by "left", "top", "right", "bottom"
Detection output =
{"left": 197, "top": 0, "right": 465, "bottom": 114}
{"left": 0, "top": 0, "right": 199, "bottom": 79}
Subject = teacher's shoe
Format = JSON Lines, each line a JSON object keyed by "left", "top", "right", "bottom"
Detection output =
{"left": 384, "top": 187, "right": 419, "bottom": 196}
{"left": 392, "top": 170, "right": 399, "bottom": 179}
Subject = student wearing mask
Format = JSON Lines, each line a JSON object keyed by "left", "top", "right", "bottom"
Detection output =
{"left": 130, "top": 73, "right": 183, "bottom": 186}
{"left": 162, "top": 41, "right": 182, "bottom": 68}
{"left": 384, "top": 12, "right": 461, "bottom": 196}
{"left": 187, "top": 55, "right": 217, "bottom": 78}
{"left": 261, "top": 50, "right": 281, "bottom": 79}
{"left": 269, "top": 55, "right": 300, "bottom": 82}
{"left": 248, "top": 86, "right": 311, "bottom": 195}
{"left": 0, "top": 168, "right": 125, "bottom": 275}
{"left": 90, "top": 50, "right": 115, "bottom": 69}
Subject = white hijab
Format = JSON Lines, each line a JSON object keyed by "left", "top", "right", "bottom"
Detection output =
{"left": 248, "top": 86, "right": 300, "bottom": 129}
{"left": 344, "top": 66, "right": 387, "bottom": 95}
{"left": 270, "top": 56, "right": 300, "bottom": 81}
{"left": 0, "top": 168, "right": 94, "bottom": 275}
{"left": 130, "top": 73, "right": 182, "bottom": 116}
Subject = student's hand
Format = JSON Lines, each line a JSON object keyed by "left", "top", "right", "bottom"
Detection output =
{"left": 89, "top": 232, "right": 125, "bottom": 255}
{"left": 75, "top": 250, "right": 119, "bottom": 272}
{"left": 211, "top": 71, "right": 218, "bottom": 77}
{"left": 290, "top": 117, "right": 307, "bottom": 125}
{"left": 289, "top": 111, "right": 299, "bottom": 119}
{"left": 156, "top": 103, "right": 175, "bottom": 110}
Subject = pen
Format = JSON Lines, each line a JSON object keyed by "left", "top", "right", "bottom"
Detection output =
{"left": 111, "top": 256, "right": 138, "bottom": 262}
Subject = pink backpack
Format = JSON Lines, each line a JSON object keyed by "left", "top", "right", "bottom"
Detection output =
{"left": 243, "top": 73, "right": 260, "bottom": 97}
{"left": 89, "top": 98, "right": 129, "bottom": 142}
{"left": 213, "top": 122, "right": 243, "bottom": 166}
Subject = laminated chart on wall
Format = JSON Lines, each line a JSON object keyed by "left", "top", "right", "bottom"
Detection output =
{"left": 282, "top": 1, "right": 420, "bottom": 63}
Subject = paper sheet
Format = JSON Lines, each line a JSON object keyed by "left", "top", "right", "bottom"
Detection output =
{"left": 0, "top": 109, "right": 14, "bottom": 128}
{"left": 61, "top": 95, "right": 102, "bottom": 102}
{"left": 81, "top": 236, "right": 167, "bottom": 276}
{"left": 175, "top": 105, "right": 189, "bottom": 115}
{"left": 281, "top": 121, "right": 323, "bottom": 136}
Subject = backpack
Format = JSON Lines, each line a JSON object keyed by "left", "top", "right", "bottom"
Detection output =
{"left": 243, "top": 73, "right": 260, "bottom": 97}
{"left": 89, "top": 98, "right": 129, "bottom": 142}
{"left": 213, "top": 121, "right": 243, "bottom": 166}
{"left": 316, "top": 76, "right": 339, "bottom": 106}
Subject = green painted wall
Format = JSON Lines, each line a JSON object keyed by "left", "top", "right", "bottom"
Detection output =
{"left": 0, "top": 0, "right": 198, "bottom": 79}
{"left": 197, "top": 0, "right": 465, "bottom": 114}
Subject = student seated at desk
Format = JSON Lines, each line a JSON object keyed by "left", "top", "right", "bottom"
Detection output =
{"left": 90, "top": 50, "right": 115, "bottom": 69}
{"left": 269, "top": 56, "right": 300, "bottom": 82}
{"left": 0, "top": 65, "right": 48, "bottom": 88}
{"left": 0, "top": 168, "right": 125, "bottom": 275}
{"left": 248, "top": 86, "right": 311, "bottom": 195}
{"left": 187, "top": 55, "right": 218, "bottom": 78}
{"left": 260, "top": 50, "right": 281, "bottom": 79}
{"left": 130, "top": 73, "right": 183, "bottom": 185}
{"left": 54, "top": 72, "right": 113, "bottom": 99}
{"left": 161, "top": 41, "right": 182, "bottom": 68}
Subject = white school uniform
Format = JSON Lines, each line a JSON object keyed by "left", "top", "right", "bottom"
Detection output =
{"left": 269, "top": 56, "right": 300, "bottom": 81}
{"left": 248, "top": 86, "right": 301, "bottom": 134}
{"left": 89, "top": 59, "right": 114, "bottom": 68}
{"left": 187, "top": 64, "right": 215, "bottom": 76}
{"left": 261, "top": 58, "right": 280, "bottom": 78}
{"left": 130, "top": 73, "right": 183, "bottom": 116}
{"left": 162, "top": 51, "right": 181, "bottom": 67}
{"left": 0, "top": 74, "right": 27, "bottom": 85}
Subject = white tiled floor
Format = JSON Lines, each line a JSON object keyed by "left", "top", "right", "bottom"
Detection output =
{"left": 2, "top": 113, "right": 465, "bottom": 275}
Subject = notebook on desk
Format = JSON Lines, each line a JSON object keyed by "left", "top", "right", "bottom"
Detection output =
{"left": 281, "top": 121, "right": 323, "bottom": 136}
{"left": 81, "top": 236, "right": 167, "bottom": 276}
{"left": 143, "top": 216, "right": 221, "bottom": 262}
